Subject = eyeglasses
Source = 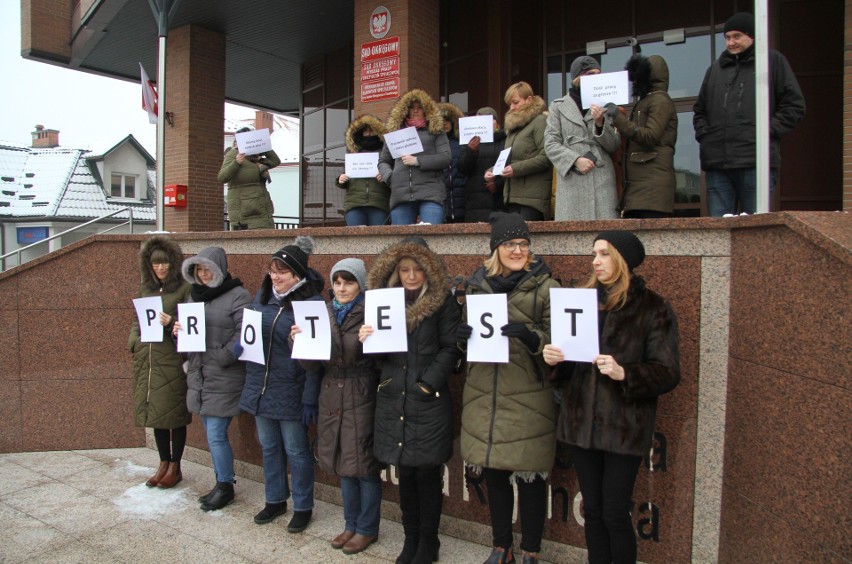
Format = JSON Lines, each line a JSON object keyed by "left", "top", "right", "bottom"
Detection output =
{"left": 151, "top": 263, "right": 169, "bottom": 269}
{"left": 268, "top": 269, "right": 292, "bottom": 277}
{"left": 500, "top": 241, "right": 530, "bottom": 251}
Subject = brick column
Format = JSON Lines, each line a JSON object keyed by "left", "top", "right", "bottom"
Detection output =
{"left": 353, "top": 0, "right": 440, "bottom": 118}
{"left": 163, "top": 25, "right": 226, "bottom": 232}
{"left": 845, "top": 0, "right": 852, "bottom": 210}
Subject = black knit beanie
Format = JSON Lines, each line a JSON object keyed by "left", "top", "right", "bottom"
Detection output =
{"left": 490, "top": 212, "right": 530, "bottom": 252}
{"left": 595, "top": 230, "right": 645, "bottom": 272}
{"left": 724, "top": 12, "right": 755, "bottom": 38}
{"left": 270, "top": 236, "right": 315, "bottom": 279}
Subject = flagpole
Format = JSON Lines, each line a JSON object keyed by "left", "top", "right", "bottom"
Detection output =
{"left": 755, "top": 0, "right": 770, "bottom": 213}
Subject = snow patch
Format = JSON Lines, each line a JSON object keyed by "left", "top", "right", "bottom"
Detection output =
{"left": 112, "top": 483, "right": 192, "bottom": 518}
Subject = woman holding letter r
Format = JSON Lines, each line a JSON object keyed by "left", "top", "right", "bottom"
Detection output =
{"left": 457, "top": 212, "right": 560, "bottom": 564}
{"left": 543, "top": 230, "right": 680, "bottom": 564}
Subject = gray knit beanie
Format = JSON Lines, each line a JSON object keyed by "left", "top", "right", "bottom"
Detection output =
{"left": 331, "top": 258, "right": 368, "bottom": 291}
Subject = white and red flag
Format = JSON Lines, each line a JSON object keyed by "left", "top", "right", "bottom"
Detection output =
{"left": 139, "top": 63, "right": 158, "bottom": 124}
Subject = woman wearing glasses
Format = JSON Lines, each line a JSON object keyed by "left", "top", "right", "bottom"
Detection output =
{"left": 457, "top": 212, "right": 560, "bottom": 564}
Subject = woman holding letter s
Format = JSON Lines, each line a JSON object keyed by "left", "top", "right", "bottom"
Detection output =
{"left": 457, "top": 212, "right": 560, "bottom": 564}
{"left": 543, "top": 230, "right": 680, "bottom": 564}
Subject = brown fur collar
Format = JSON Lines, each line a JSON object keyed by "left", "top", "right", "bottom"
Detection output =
{"left": 366, "top": 241, "right": 450, "bottom": 332}
{"left": 345, "top": 114, "right": 387, "bottom": 153}
{"left": 504, "top": 95, "right": 547, "bottom": 133}
{"left": 437, "top": 102, "right": 464, "bottom": 139}
{"left": 139, "top": 235, "right": 184, "bottom": 293}
{"left": 385, "top": 89, "right": 444, "bottom": 135}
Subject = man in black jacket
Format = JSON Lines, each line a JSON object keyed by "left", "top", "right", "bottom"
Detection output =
{"left": 693, "top": 12, "right": 805, "bottom": 216}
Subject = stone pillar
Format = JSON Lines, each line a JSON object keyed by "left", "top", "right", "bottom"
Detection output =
{"left": 163, "top": 25, "right": 226, "bottom": 232}
{"left": 353, "top": 0, "right": 440, "bottom": 118}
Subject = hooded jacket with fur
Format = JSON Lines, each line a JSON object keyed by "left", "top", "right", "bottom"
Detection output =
{"left": 367, "top": 241, "right": 460, "bottom": 467}
{"left": 501, "top": 95, "right": 553, "bottom": 216}
{"left": 219, "top": 146, "right": 281, "bottom": 230}
{"left": 336, "top": 114, "right": 391, "bottom": 215}
{"left": 129, "top": 236, "right": 192, "bottom": 429}
{"left": 378, "top": 89, "right": 452, "bottom": 213}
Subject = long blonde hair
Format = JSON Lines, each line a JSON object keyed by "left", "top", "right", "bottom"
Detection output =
{"left": 483, "top": 248, "right": 534, "bottom": 277}
{"left": 583, "top": 243, "right": 630, "bottom": 310}
{"left": 388, "top": 257, "right": 429, "bottom": 299}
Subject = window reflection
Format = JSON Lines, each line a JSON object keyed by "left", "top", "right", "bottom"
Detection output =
{"left": 303, "top": 110, "right": 324, "bottom": 155}
{"left": 674, "top": 111, "right": 701, "bottom": 205}
{"left": 640, "top": 36, "right": 711, "bottom": 98}
{"left": 600, "top": 46, "right": 633, "bottom": 74}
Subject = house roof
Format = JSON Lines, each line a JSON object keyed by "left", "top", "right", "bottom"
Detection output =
{"left": 0, "top": 138, "right": 155, "bottom": 222}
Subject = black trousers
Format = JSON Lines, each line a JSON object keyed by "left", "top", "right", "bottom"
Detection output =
{"left": 397, "top": 465, "right": 444, "bottom": 542}
{"left": 570, "top": 446, "right": 642, "bottom": 564}
{"left": 153, "top": 426, "right": 187, "bottom": 462}
{"left": 484, "top": 468, "right": 548, "bottom": 553}
{"left": 507, "top": 203, "right": 545, "bottom": 222}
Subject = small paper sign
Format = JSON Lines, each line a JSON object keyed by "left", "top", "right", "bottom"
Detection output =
{"left": 493, "top": 147, "right": 512, "bottom": 176}
{"left": 133, "top": 296, "right": 164, "bottom": 343}
{"left": 459, "top": 115, "right": 494, "bottom": 144}
{"left": 466, "top": 294, "right": 509, "bottom": 363}
{"left": 580, "top": 70, "right": 630, "bottom": 109}
{"left": 363, "top": 287, "right": 408, "bottom": 353}
{"left": 176, "top": 302, "right": 206, "bottom": 353}
{"left": 235, "top": 128, "right": 273, "bottom": 156}
{"left": 239, "top": 308, "right": 265, "bottom": 365}
{"left": 549, "top": 288, "right": 600, "bottom": 362}
{"left": 384, "top": 126, "right": 424, "bottom": 159}
{"left": 291, "top": 300, "right": 332, "bottom": 360}
{"left": 345, "top": 153, "right": 380, "bottom": 178}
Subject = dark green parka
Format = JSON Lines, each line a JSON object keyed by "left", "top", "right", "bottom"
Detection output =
{"left": 336, "top": 114, "right": 391, "bottom": 214}
{"left": 502, "top": 96, "right": 553, "bottom": 216}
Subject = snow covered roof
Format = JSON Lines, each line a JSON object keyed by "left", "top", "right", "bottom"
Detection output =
{"left": 0, "top": 137, "right": 155, "bottom": 222}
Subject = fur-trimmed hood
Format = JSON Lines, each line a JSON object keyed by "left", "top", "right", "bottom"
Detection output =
{"left": 345, "top": 114, "right": 387, "bottom": 153}
{"left": 181, "top": 246, "right": 227, "bottom": 288}
{"left": 385, "top": 89, "right": 444, "bottom": 135}
{"left": 625, "top": 54, "right": 669, "bottom": 99}
{"left": 139, "top": 235, "right": 185, "bottom": 293}
{"left": 367, "top": 240, "right": 450, "bottom": 331}
{"left": 504, "top": 95, "right": 547, "bottom": 133}
{"left": 437, "top": 102, "right": 464, "bottom": 139}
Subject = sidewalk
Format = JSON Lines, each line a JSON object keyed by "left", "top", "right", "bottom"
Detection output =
{"left": 0, "top": 448, "right": 493, "bottom": 563}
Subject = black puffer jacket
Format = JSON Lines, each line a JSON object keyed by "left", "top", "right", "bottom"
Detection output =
{"left": 458, "top": 130, "right": 507, "bottom": 222}
{"left": 367, "top": 241, "right": 461, "bottom": 467}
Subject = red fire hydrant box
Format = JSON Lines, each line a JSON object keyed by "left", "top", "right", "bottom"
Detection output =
{"left": 164, "top": 184, "right": 187, "bottom": 207}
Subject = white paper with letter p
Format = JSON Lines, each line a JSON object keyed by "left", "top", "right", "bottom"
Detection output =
{"left": 177, "top": 302, "right": 206, "bottom": 353}
{"left": 291, "top": 300, "right": 331, "bottom": 360}
{"left": 363, "top": 287, "right": 407, "bottom": 353}
{"left": 549, "top": 288, "right": 599, "bottom": 362}
{"left": 133, "top": 296, "right": 164, "bottom": 343}
{"left": 466, "top": 293, "right": 509, "bottom": 363}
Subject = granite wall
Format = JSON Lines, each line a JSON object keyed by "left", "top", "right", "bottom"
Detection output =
{"left": 1, "top": 212, "right": 848, "bottom": 563}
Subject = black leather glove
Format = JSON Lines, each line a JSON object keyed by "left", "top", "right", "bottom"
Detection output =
{"left": 457, "top": 323, "right": 473, "bottom": 342}
{"left": 604, "top": 102, "right": 620, "bottom": 118}
{"left": 501, "top": 323, "right": 540, "bottom": 352}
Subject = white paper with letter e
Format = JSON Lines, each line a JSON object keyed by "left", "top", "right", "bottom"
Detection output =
{"left": 466, "top": 294, "right": 509, "bottom": 363}
{"left": 580, "top": 70, "right": 629, "bottom": 109}
{"left": 291, "top": 300, "right": 331, "bottom": 360}
{"left": 492, "top": 147, "right": 512, "bottom": 176}
{"left": 384, "top": 126, "right": 424, "bottom": 159}
{"left": 177, "top": 302, "right": 206, "bottom": 353}
{"left": 235, "top": 128, "right": 273, "bottom": 156}
{"left": 549, "top": 288, "right": 599, "bottom": 362}
{"left": 239, "top": 308, "right": 265, "bottom": 365}
{"left": 459, "top": 115, "right": 494, "bottom": 144}
{"left": 363, "top": 287, "right": 408, "bottom": 353}
{"left": 133, "top": 296, "right": 164, "bottom": 343}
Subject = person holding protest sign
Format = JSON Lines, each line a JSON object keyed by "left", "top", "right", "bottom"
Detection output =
{"left": 457, "top": 212, "right": 560, "bottom": 564}
{"left": 129, "top": 236, "right": 192, "bottom": 489}
{"left": 438, "top": 102, "right": 467, "bottom": 223}
{"left": 544, "top": 56, "right": 620, "bottom": 221}
{"left": 543, "top": 231, "right": 680, "bottom": 564}
{"left": 336, "top": 115, "right": 391, "bottom": 226}
{"left": 359, "top": 238, "right": 460, "bottom": 564}
{"left": 485, "top": 82, "right": 552, "bottom": 221}
{"left": 458, "top": 106, "right": 507, "bottom": 223}
{"left": 174, "top": 247, "right": 251, "bottom": 509}
{"left": 219, "top": 126, "right": 281, "bottom": 230}
{"left": 379, "top": 89, "right": 451, "bottom": 225}
{"left": 239, "top": 236, "right": 325, "bottom": 532}
{"left": 291, "top": 258, "right": 382, "bottom": 554}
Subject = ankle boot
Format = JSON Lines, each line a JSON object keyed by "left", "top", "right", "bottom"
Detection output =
{"left": 201, "top": 482, "right": 234, "bottom": 511}
{"left": 198, "top": 483, "right": 218, "bottom": 504}
{"left": 145, "top": 461, "right": 169, "bottom": 487}
{"left": 395, "top": 536, "right": 419, "bottom": 564}
{"left": 156, "top": 461, "right": 182, "bottom": 489}
{"left": 411, "top": 535, "right": 440, "bottom": 563}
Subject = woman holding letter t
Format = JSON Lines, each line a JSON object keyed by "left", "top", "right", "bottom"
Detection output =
{"left": 457, "top": 212, "right": 560, "bottom": 564}
{"left": 543, "top": 230, "right": 680, "bottom": 564}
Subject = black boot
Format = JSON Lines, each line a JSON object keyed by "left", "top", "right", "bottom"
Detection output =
{"left": 412, "top": 466, "right": 444, "bottom": 563}
{"left": 197, "top": 483, "right": 218, "bottom": 504}
{"left": 254, "top": 501, "right": 287, "bottom": 524}
{"left": 411, "top": 536, "right": 440, "bottom": 563}
{"left": 396, "top": 537, "right": 419, "bottom": 564}
{"left": 396, "top": 466, "right": 421, "bottom": 564}
{"left": 200, "top": 482, "right": 234, "bottom": 511}
{"left": 287, "top": 510, "right": 312, "bottom": 533}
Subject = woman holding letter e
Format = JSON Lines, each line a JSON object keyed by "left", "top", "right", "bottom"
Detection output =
{"left": 543, "top": 230, "right": 680, "bottom": 564}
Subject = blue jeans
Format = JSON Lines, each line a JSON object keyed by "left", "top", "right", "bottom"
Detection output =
{"left": 201, "top": 416, "right": 234, "bottom": 483}
{"left": 254, "top": 416, "right": 314, "bottom": 511}
{"left": 390, "top": 201, "right": 444, "bottom": 225}
{"left": 705, "top": 168, "right": 777, "bottom": 216}
{"left": 345, "top": 206, "right": 389, "bottom": 226}
{"left": 341, "top": 475, "right": 382, "bottom": 536}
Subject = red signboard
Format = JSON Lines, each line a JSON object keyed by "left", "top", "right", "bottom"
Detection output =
{"left": 361, "top": 78, "right": 400, "bottom": 103}
{"left": 361, "top": 56, "right": 400, "bottom": 82}
{"left": 360, "top": 37, "right": 400, "bottom": 62}
{"left": 360, "top": 36, "right": 401, "bottom": 103}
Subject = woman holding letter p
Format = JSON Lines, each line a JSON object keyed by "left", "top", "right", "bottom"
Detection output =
{"left": 543, "top": 230, "right": 680, "bottom": 564}
{"left": 457, "top": 212, "right": 560, "bottom": 564}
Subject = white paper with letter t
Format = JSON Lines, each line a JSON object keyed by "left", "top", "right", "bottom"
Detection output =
{"left": 549, "top": 288, "right": 599, "bottom": 362}
{"left": 291, "top": 300, "right": 331, "bottom": 360}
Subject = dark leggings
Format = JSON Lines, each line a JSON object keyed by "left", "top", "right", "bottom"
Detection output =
{"left": 153, "top": 426, "right": 187, "bottom": 462}
{"left": 570, "top": 446, "right": 643, "bottom": 564}
{"left": 484, "top": 468, "right": 548, "bottom": 553}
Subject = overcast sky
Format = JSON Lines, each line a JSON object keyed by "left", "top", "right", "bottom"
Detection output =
{"left": 0, "top": 1, "right": 255, "bottom": 156}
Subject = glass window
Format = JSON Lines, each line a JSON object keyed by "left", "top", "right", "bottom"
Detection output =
{"left": 547, "top": 55, "right": 563, "bottom": 103}
{"left": 303, "top": 110, "right": 324, "bottom": 154}
{"left": 674, "top": 111, "right": 701, "bottom": 206}
{"left": 600, "top": 46, "right": 633, "bottom": 75}
{"left": 640, "top": 36, "right": 711, "bottom": 98}
{"left": 111, "top": 174, "right": 121, "bottom": 198}
{"left": 326, "top": 102, "right": 351, "bottom": 150}
{"left": 124, "top": 175, "right": 135, "bottom": 198}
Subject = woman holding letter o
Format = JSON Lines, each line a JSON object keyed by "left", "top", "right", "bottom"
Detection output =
{"left": 543, "top": 230, "right": 680, "bottom": 564}
{"left": 359, "top": 238, "right": 460, "bottom": 564}
{"left": 291, "top": 258, "right": 382, "bottom": 555}
{"left": 174, "top": 247, "right": 251, "bottom": 510}
{"left": 457, "top": 212, "right": 560, "bottom": 564}
{"left": 129, "top": 236, "right": 191, "bottom": 489}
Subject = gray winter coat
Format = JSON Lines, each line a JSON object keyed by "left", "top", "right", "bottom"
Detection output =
{"left": 181, "top": 247, "right": 252, "bottom": 418}
{"left": 545, "top": 94, "right": 620, "bottom": 220}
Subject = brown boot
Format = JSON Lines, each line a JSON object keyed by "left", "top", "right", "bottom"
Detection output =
{"left": 145, "top": 461, "right": 169, "bottom": 488}
{"left": 156, "top": 462, "right": 182, "bottom": 489}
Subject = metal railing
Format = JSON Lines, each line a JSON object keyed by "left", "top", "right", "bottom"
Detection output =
{"left": 223, "top": 214, "right": 300, "bottom": 231}
{"left": 1, "top": 207, "right": 135, "bottom": 272}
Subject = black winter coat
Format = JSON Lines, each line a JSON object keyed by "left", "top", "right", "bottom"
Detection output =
{"left": 556, "top": 276, "right": 680, "bottom": 457}
{"left": 443, "top": 137, "right": 467, "bottom": 222}
{"left": 457, "top": 131, "right": 506, "bottom": 223}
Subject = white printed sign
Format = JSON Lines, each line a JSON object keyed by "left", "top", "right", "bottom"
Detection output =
{"left": 239, "top": 308, "right": 265, "bottom": 365}
{"left": 493, "top": 147, "right": 512, "bottom": 176}
{"left": 133, "top": 296, "right": 164, "bottom": 343}
{"left": 384, "top": 126, "right": 424, "bottom": 159}
{"left": 345, "top": 153, "right": 380, "bottom": 178}
{"left": 549, "top": 288, "right": 600, "bottom": 362}
{"left": 363, "top": 287, "right": 408, "bottom": 353}
{"left": 235, "top": 128, "right": 273, "bottom": 156}
{"left": 291, "top": 300, "right": 332, "bottom": 360}
{"left": 459, "top": 115, "right": 494, "bottom": 144}
{"left": 580, "top": 70, "right": 630, "bottom": 109}
{"left": 466, "top": 294, "right": 509, "bottom": 364}
{"left": 176, "top": 302, "right": 206, "bottom": 353}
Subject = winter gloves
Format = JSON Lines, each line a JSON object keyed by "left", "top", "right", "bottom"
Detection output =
{"left": 501, "top": 322, "right": 540, "bottom": 353}
{"left": 302, "top": 403, "right": 318, "bottom": 427}
{"left": 232, "top": 340, "right": 244, "bottom": 360}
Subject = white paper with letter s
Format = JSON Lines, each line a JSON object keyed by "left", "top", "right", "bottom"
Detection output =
{"left": 363, "top": 287, "right": 408, "bottom": 353}
{"left": 133, "top": 296, "right": 164, "bottom": 343}
{"left": 291, "top": 300, "right": 331, "bottom": 360}
{"left": 466, "top": 294, "right": 509, "bottom": 363}
{"left": 549, "top": 288, "right": 599, "bottom": 362}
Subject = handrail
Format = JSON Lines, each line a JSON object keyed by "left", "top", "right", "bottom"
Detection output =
{"left": 1, "top": 207, "right": 135, "bottom": 271}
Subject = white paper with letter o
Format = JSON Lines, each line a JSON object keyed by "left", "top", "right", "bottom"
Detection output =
{"left": 239, "top": 308, "right": 265, "bottom": 364}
